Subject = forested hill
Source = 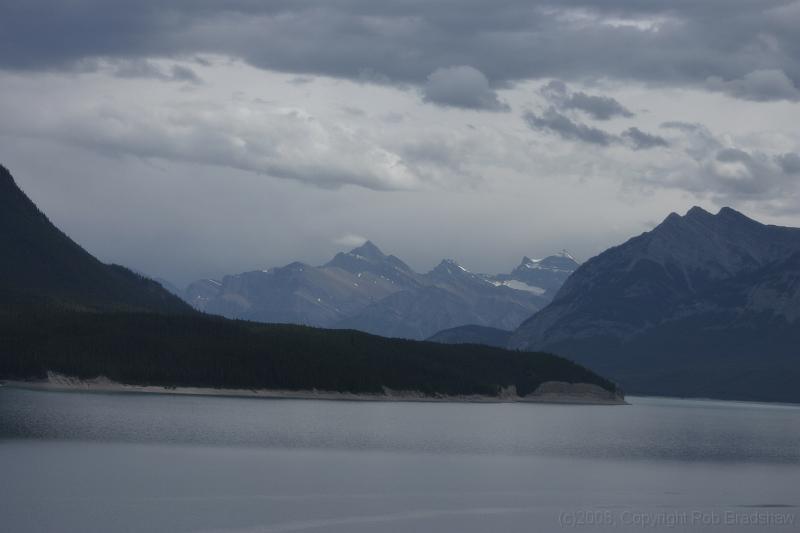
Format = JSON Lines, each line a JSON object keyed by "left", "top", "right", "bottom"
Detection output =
{"left": 0, "top": 164, "right": 190, "bottom": 314}
{"left": 0, "top": 310, "right": 622, "bottom": 400}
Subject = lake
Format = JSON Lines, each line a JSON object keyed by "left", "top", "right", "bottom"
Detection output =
{"left": 1, "top": 386, "right": 799, "bottom": 532}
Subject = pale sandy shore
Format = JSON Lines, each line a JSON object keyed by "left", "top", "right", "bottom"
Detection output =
{"left": 2, "top": 372, "right": 626, "bottom": 405}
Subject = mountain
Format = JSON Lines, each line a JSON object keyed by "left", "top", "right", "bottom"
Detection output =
{"left": 492, "top": 251, "right": 579, "bottom": 297}
{"left": 182, "top": 246, "right": 575, "bottom": 339}
{"left": 338, "top": 259, "right": 546, "bottom": 339}
{"left": 509, "top": 206, "right": 800, "bottom": 402}
{"left": 0, "top": 164, "right": 190, "bottom": 314}
{"left": 427, "top": 325, "right": 512, "bottom": 348}
{"left": 324, "top": 240, "right": 422, "bottom": 288}
{"left": 184, "top": 242, "right": 419, "bottom": 328}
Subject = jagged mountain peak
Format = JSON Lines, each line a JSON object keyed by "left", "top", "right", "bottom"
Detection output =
{"left": 325, "top": 240, "right": 415, "bottom": 278}
{"left": 557, "top": 249, "right": 577, "bottom": 262}
{"left": 685, "top": 205, "right": 713, "bottom": 219}
{"left": 432, "top": 259, "right": 470, "bottom": 276}
{"left": 347, "top": 240, "right": 385, "bottom": 260}
{"left": 664, "top": 206, "right": 754, "bottom": 229}
{"left": 514, "top": 251, "right": 579, "bottom": 273}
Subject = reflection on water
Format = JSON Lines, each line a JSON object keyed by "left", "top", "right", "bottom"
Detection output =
{"left": 1, "top": 387, "right": 798, "bottom": 532}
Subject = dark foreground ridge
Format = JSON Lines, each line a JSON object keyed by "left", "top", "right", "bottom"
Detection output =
{"left": 0, "top": 164, "right": 190, "bottom": 314}
{"left": 0, "top": 164, "right": 622, "bottom": 402}
{"left": 0, "top": 310, "right": 621, "bottom": 401}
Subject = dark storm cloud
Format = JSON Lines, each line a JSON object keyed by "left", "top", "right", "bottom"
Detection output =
{"left": 2, "top": 0, "right": 800, "bottom": 100}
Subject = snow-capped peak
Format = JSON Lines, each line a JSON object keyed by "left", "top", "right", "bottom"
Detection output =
{"left": 558, "top": 249, "right": 577, "bottom": 262}
{"left": 521, "top": 256, "right": 542, "bottom": 268}
{"left": 442, "top": 258, "right": 469, "bottom": 272}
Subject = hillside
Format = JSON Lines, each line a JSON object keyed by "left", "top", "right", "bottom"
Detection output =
{"left": 0, "top": 310, "right": 622, "bottom": 401}
{"left": 510, "top": 206, "right": 800, "bottom": 402}
{"left": 0, "top": 164, "right": 190, "bottom": 314}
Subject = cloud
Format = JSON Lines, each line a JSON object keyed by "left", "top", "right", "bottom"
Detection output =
{"left": 111, "top": 59, "right": 202, "bottom": 84}
{"left": 777, "top": 152, "right": 800, "bottom": 174}
{"left": 541, "top": 81, "right": 634, "bottom": 120}
{"left": 422, "top": 66, "right": 509, "bottom": 111}
{"left": 4, "top": 1, "right": 799, "bottom": 101}
{"left": 4, "top": 100, "right": 424, "bottom": 191}
{"left": 333, "top": 233, "right": 368, "bottom": 247}
{"left": 640, "top": 123, "right": 800, "bottom": 207}
{"left": 706, "top": 69, "right": 800, "bottom": 102}
{"left": 565, "top": 91, "right": 634, "bottom": 120}
{"left": 660, "top": 121, "right": 721, "bottom": 159}
{"left": 524, "top": 108, "right": 615, "bottom": 145}
{"left": 525, "top": 108, "right": 666, "bottom": 150}
{"left": 288, "top": 76, "right": 314, "bottom": 85}
{"left": 622, "top": 127, "right": 668, "bottom": 150}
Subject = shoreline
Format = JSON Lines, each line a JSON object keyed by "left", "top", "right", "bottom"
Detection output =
{"left": 2, "top": 373, "right": 627, "bottom": 405}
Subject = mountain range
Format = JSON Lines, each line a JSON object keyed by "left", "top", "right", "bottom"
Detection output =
{"left": 507, "top": 206, "right": 800, "bottom": 402}
{"left": 6, "top": 158, "right": 796, "bottom": 402}
{"left": 181, "top": 242, "right": 579, "bottom": 339}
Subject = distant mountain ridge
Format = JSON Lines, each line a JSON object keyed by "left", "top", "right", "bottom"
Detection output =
{"left": 427, "top": 325, "right": 512, "bottom": 348}
{"left": 182, "top": 242, "right": 579, "bottom": 339}
{"left": 509, "top": 206, "right": 800, "bottom": 403}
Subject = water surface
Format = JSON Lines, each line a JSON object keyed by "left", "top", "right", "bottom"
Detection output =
{"left": 1, "top": 387, "right": 798, "bottom": 532}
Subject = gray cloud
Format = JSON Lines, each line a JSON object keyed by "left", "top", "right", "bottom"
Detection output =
{"left": 525, "top": 108, "right": 667, "bottom": 150}
{"left": 777, "top": 152, "right": 800, "bottom": 174}
{"left": 622, "top": 127, "right": 669, "bottom": 150}
{"left": 3, "top": 1, "right": 800, "bottom": 101}
{"left": 565, "top": 92, "right": 634, "bottom": 120}
{"left": 524, "top": 108, "right": 616, "bottom": 145}
{"left": 642, "top": 123, "right": 800, "bottom": 207}
{"left": 422, "top": 66, "right": 509, "bottom": 111}
{"left": 541, "top": 81, "right": 634, "bottom": 120}
{"left": 706, "top": 69, "right": 800, "bottom": 102}
{"left": 111, "top": 59, "right": 202, "bottom": 84}
{"left": 1, "top": 101, "right": 424, "bottom": 191}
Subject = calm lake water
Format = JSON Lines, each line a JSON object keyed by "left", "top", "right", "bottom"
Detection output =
{"left": 1, "top": 387, "right": 799, "bottom": 532}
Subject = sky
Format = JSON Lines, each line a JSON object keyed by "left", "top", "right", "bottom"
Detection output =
{"left": 2, "top": 0, "right": 800, "bottom": 286}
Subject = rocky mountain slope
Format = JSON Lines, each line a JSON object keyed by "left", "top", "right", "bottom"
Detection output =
{"left": 509, "top": 206, "right": 800, "bottom": 402}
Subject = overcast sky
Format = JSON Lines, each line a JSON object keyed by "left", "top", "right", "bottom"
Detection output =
{"left": 2, "top": 0, "right": 800, "bottom": 285}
